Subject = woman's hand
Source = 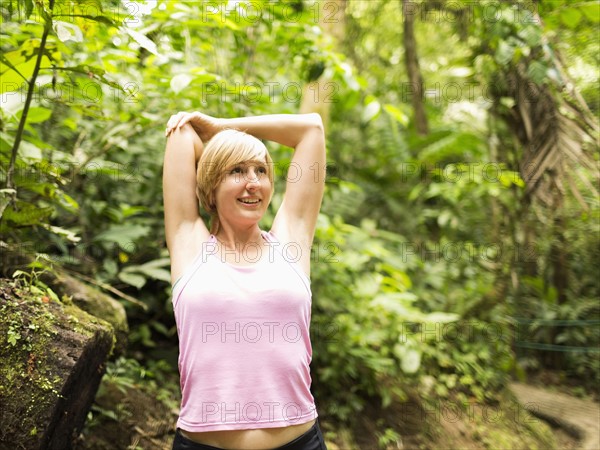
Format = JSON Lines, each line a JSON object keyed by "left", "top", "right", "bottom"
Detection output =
{"left": 165, "top": 111, "right": 223, "bottom": 141}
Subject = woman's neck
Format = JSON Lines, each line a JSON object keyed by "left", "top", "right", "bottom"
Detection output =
{"left": 214, "top": 224, "right": 263, "bottom": 250}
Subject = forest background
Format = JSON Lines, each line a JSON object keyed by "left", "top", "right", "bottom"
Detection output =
{"left": 1, "top": 0, "right": 598, "bottom": 448}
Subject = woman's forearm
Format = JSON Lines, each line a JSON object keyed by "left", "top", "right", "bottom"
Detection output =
{"left": 218, "top": 113, "right": 323, "bottom": 149}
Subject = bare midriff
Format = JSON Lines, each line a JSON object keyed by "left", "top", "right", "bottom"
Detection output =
{"left": 180, "top": 419, "right": 316, "bottom": 449}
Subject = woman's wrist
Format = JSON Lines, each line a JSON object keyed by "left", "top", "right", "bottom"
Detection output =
{"left": 214, "top": 117, "right": 229, "bottom": 134}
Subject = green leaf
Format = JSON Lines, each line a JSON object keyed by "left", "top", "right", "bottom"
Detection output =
{"left": 580, "top": 2, "right": 600, "bottom": 23}
{"left": 118, "top": 271, "right": 146, "bottom": 289}
{"left": 56, "top": 192, "right": 79, "bottom": 212}
{"left": 527, "top": 60, "right": 548, "bottom": 85}
{"left": 362, "top": 99, "right": 381, "bottom": 123}
{"left": 170, "top": 74, "right": 192, "bottom": 94}
{"left": 94, "top": 224, "right": 151, "bottom": 250}
{"left": 499, "top": 170, "right": 524, "bottom": 188}
{"left": 383, "top": 104, "right": 409, "bottom": 127}
{"left": 19, "top": 140, "right": 43, "bottom": 160}
{"left": 18, "top": 181, "right": 57, "bottom": 198}
{"left": 1, "top": 201, "right": 53, "bottom": 226}
{"left": 53, "top": 21, "right": 84, "bottom": 43}
{"left": 424, "top": 312, "right": 460, "bottom": 323}
{"left": 46, "top": 287, "right": 60, "bottom": 302}
{"left": 56, "top": 65, "right": 122, "bottom": 90}
{"left": 371, "top": 293, "right": 419, "bottom": 317}
{"left": 20, "top": 107, "right": 52, "bottom": 123}
{"left": 124, "top": 28, "right": 158, "bottom": 56}
{"left": 70, "top": 14, "right": 116, "bottom": 27}
{"left": 125, "top": 264, "right": 171, "bottom": 283}
{"left": 518, "top": 26, "right": 542, "bottom": 47}
{"left": 560, "top": 7, "right": 583, "bottom": 28}
{"left": 495, "top": 40, "right": 514, "bottom": 66}
{"left": 41, "top": 224, "right": 81, "bottom": 243}
{"left": 1, "top": 57, "right": 35, "bottom": 89}
{"left": 401, "top": 349, "right": 421, "bottom": 374}
{"left": 24, "top": 0, "right": 34, "bottom": 19}
{"left": 0, "top": 40, "right": 53, "bottom": 86}
{"left": 0, "top": 53, "right": 28, "bottom": 86}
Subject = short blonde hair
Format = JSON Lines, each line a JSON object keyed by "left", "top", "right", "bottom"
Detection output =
{"left": 196, "top": 129, "right": 274, "bottom": 234}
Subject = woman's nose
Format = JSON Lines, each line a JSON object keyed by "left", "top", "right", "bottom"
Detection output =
{"left": 245, "top": 169, "right": 260, "bottom": 187}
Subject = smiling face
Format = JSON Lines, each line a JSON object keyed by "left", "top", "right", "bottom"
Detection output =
{"left": 197, "top": 129, "right": 274, "bottom": 233}
{"left": 214, "top": 159, "right": 272, "bottom": 228}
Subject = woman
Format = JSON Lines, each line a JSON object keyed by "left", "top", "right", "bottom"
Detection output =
{"left": 163, "top": 111, "right": 327, "bottom": 450}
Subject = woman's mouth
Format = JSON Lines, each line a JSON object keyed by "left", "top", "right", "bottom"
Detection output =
{"left": 238, "top": 198, "right": 261, "bottom": 206}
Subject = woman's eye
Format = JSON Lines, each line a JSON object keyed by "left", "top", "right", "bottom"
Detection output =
{"left": 230, "top": 167, "right": 243, "bottom": 174}
{"left": 258, "top": 167, "right": 267, "bottom": 174}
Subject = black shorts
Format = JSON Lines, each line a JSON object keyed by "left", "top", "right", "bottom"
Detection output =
{"left": 172, "top": 421, "right": 327, "bottom": 450}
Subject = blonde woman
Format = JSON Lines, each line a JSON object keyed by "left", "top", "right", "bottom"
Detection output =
{"left": 163, "top": 111, "right": 327, "bottom": 450}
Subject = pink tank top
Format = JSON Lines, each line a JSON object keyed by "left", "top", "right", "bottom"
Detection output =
{"left": 171, "top": 230, "right": 318, "bottom": 432}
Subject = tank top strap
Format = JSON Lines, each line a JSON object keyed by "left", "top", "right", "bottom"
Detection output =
{"left": 261, "top": 229, "right": 276, "bottom": 244}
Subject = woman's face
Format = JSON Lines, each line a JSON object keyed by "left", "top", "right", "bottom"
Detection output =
{"left": 213, "top": 160, "right": 272, "bottom": 228}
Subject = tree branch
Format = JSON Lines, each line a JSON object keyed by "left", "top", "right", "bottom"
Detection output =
{"left": 402, "top": 0, "right": 429, "bottom": 135}
{"left": 4, "top": 0, "right": 56, "bottom": 195}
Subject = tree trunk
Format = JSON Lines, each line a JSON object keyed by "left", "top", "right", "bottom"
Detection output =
{"left": 299, "top": 0, "right": 346, "bottom": 128}
{"left": 402, "top": 0, "right": 429, "bottom": 135}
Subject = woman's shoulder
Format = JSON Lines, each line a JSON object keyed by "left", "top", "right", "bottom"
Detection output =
{"left": 169, "top": 223, "right": 214, "bottom": 285}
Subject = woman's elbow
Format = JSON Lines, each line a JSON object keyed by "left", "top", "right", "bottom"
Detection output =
{"left": 307, "top": 112, "right": 324, "bottom": 131}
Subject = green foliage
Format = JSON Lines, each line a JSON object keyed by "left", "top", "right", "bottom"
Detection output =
{"left": 1, "top": 0, "right": 598, "bottom": 441}
{"left": 515, "top": 206, "right": 600, "bottom": 387}
{"left": 311, "top": 217, "right": 460, "bottom": 420}
{"left": 84, "top": 356, "right": 180, "bottom": 433}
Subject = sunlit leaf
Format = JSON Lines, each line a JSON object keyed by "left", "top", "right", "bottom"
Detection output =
{"left": 41, "top": 224, "right": 81, "bottom": 242}
{"left": 495, "top": 40, "right": 514, "bottom": 65}
{"left": 401, "top": 349, "right": 421, "bottom": 374}
{"left": 170, "top": 74, "right": 192, "bottom": 94}
{"left": 118, "top": 271, "right": 146, "bottom": 289}
{"left": 560, "top": 7, "right": 583, "bottom": 28}
{"left": 579, "top": 2, "right": 600, "bottom": 23}
{"left": 20, "top": 107, "right": 51, "bottom": 123}
{"left": 362, "top": 99, "right": 381, "bottom": 123}
{"left": 53, "top": 21, "right": 84, "bottom": 43}
{"left": 124, "top": 28, "right": 158, "bottom": 56}
{"left": 383, "top": 104, "right": 409, "bottom": 126}
{"left": 19, "top": 140, "right": 43, "bottom": 160}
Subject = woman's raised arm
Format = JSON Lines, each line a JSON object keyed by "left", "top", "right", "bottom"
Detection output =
{"left": 221, "top": 114, "right": 326, "bottom": 252}
{"left": 162, "top": 124, "right": 211, "bottom": 283}
{"left": 167, "top": 112, "right": 326, "bottom": 268}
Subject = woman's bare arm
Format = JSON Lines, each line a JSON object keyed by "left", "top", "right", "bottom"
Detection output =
{"left": 163, "top": 124, "right": 210, "bottom": 283}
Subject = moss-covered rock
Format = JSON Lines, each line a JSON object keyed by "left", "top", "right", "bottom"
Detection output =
{"left": 0, "top": 247, "right": 128, "bottom": 357}
{"left": 50, "top": 270, "right": 128, "bottom": 357}
{"left": 0, "top": 278, "right": 114, "bottom": 450}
